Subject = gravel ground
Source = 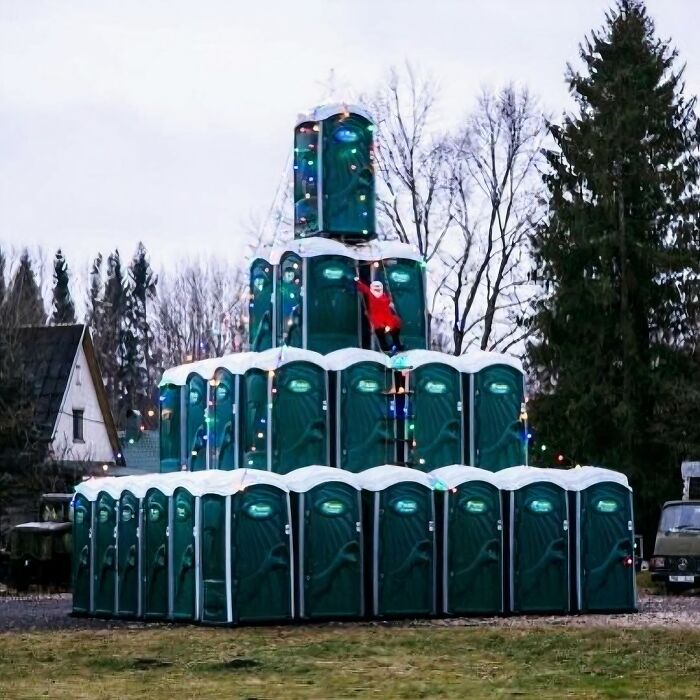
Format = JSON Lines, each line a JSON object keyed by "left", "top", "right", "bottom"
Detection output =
{"left": 1, "top": 592, "right": 699, "bottom": 632}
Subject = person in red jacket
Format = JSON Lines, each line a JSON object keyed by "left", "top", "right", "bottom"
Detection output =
{"left": 355, "top": 277, "right": 404, "bottom": 353}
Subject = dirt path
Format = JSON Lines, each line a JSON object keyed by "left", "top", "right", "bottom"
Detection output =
{"left": 1, "top": 592, "right": 699, "bottom": 632}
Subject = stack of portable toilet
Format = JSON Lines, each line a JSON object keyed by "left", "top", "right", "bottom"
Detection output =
{"left": 430, "top": 465, "right": 505, "bottom": 615}
{"left": 286, "top": 466, "right": 364, "bottom": 620}
{"left": 358, "top": 465, "right": 437, "bottom": 618}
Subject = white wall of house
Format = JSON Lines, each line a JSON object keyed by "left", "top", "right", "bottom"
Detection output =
{"left": 51, "top": 342, "right": 115, "bottom": 464}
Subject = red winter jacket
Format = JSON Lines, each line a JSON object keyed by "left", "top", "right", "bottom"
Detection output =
{"left": 356, "top": 280, "right": 402, "bottom": 330}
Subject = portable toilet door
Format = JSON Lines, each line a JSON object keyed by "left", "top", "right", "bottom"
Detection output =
{"left": 186, "top": 373, "right": 208, "bottom": 471}
{"left": 116, "top": 490, "right": 140, "bottom": 618}
{"left": 230, "top": 471, "right": 294, "bottom": 623}
{"left": 210, "top": 367, "right": 239, "bottom": 471}
{"left": 431, "top": 466, "right": 504, "bottom": 615}
{"left": 92, "top": 490, "right": 118, "bottom": 616}
{"left": 400, "top": 352, "right": 464, "bottom": 470}
{"left": 327, "top": 349, "right": 394, "bottom": 472}
{"left": 170, "top": 486, "right": 197, "bottom": 621}
{"left": 360, "top": 466, "right": 436, "bottom": 618}
{"left": 503, "top": 467, "right": 570, "bottom": 614}
{"left": 198, "top": 491, "right": 229, "bottom": 624}
{"left": 249, "top": 257, "right": 274, "bottom": 351}
{"left": 464, "top": 353, "right": 526, "bottom": 471}
{"left": 239, "top": 365, "right": 269, "bottom": 470}
{"left": 271, "top": 356, "right": 329, "bottom": 473}
{"left": 142, "top": 488, "right": 169, "bottom": 619}
{"left": 572, "top": 468, "right": 636, "bottom": 613}
{"left": 287, "top": 467, "right": 363, "bottom": 620}
{"left": 159, "top": 382, "right": 183, "bottom": 473}
{"left": 373, "top": 254, "right": 427, "bottom": 350}
{"left": 304, "top": 252, "right": 360, "bottom": 353}
{"left": 277, "top": 251, "right": 304, "bottom": 348}
{"left": 71, "top": 492, "right": 93, "bottom": 614}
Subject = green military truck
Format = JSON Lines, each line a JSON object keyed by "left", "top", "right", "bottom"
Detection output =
{"left": 8, "top": 493, "right": 73, "bottom": 591}
{"left": 649, "top": 462, "right": 700, "bottom": 592}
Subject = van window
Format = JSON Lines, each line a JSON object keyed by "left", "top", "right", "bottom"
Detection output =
{"left": 658, "top": 504, "right": 700, "bottom": 533}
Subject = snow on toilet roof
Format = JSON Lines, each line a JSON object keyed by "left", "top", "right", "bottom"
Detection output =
{"left": 391, "top": 349, "right": 465, "bottom": 372}
{"left": 455, "top": 350, "right": 524, "bottom": 374}
{"left": 325, "top": 348, "right": 392, "bottom": 371}
{"left": 429, "top": 465, "right": 503, "bottom": 490}
{"left": 73, "top": 469, "right": 289, "bottom": 502}
{"left": 285, "top": 465, "right": 361, "bottom": 492}
{"left": 255, "top": 237, "right": 424, "bottom": 265}
{"left": 497, "top": 466, "right": 571, "bottom": 490}
{"left": 357, "top": 464, "right": 434, "bottom": 491}
{"left": 294, "top": 103, "right": 374, "bottom": 127}
{"left": 565, "top": 466, "right": 631, "bottom": 491}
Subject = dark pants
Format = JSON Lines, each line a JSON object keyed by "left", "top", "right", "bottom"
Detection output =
{"left": 374, "top": 327, "right": 404, "bottom": 353}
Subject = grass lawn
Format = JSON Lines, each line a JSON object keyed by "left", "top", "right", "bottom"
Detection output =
{"left": 1, "top": 625, "right": 699, "bottom": 698}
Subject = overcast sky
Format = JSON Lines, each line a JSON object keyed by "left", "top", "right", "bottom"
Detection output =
{"left": 1, "top": 0, "right": 698, "bottom": 275}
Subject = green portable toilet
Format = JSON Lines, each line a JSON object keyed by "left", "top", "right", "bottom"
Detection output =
{"left": 209, "top": 355, "right": 249, "bottom": 471}
{"left": 230, "top": 470, "right": 294, "bottom": 623}
{"left": 159, "top": 381, "right": 183, "bottom": 473}
{"left": 326, "top": 349, "right": 394, "bottom": 471}
{"left": 501, "top": 466, "right": 570, "bottom": 614}
{"left": 570, "top": 467, "right": 636, "bottom": 613}
{"left": 395, "top": 351, "right": 464, "bottom": 471}
{"left": 239, "top": 348, "right": 330, "bottom": 473}
{"left": 197, "top": 477, "right": 229, "bottom": 624}
{"left": 273, "top": 239, "right": 360, "bottom": 353}
{"left": 303, "top": 247, "right": 360, "bottom": 353}
{"left": 193, "top": 470, "right": 294, "bottom": 625}
{"left": 92, "top": 489, "right": 119, "bottom": 616}
{"left": 71, "top": 491, "right": 93, "bottom": 614}
{"left": 142, "top": 486, "right": 170, "bottom": 618}
{"left": 116, "top": 489, "right": 140, "bottom": 617}
{"left": 430, "top": 465, "right": 504, "bottom": 615}
{"left": 359, "top": 465, "right": 436, "bottom": 618}
{"left": 159, "top": 358, "right": 219, "bottom": 473}
{"left": 170, "top": 483, "right": 197, "bottom": 621}
{"left": 371, "top": 243, "right": 427, "bottom": 351}
{"left": 462, "top": 352, "right": 526, "bottom": 471}
{"left": 286, "top": 466, "right": 363, "bottom": 619}
{"left": 249, "top": 256, "right": 274, "bottom": 351}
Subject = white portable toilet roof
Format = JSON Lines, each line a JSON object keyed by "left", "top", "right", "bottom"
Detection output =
{"left": 235, "top": 346, "right": 329, "bottom": 372}
{"left": 295, "top": 102, "right": 374, "bottom": 127}
{"left": 73, "top": 469, "right": 289, "bottom": 501}
{"left": 565, "top": 466, "right": 631, "bottom": 492}
{"left": 497, "top": 466, "right": 571, "bottom": 491}
{"left": 429, "top": 465, "right": 503, "bottom": 490}
{"left": 160, "top": 358, "right": 215, "bottom": 387}
{"left": 257, "top": 237, "right": 424, "bottom": 265}
{"left": 391, "top": 349, "right": 464, "bottom": 372}
{"left": 325, "top": 348, "right": 392, "bottom": 371}
{"left": 456, "top": 350, "right": 524, "bottom": 375}
{"left": 213, "top": 352, "right": 255, "bottom": 376}
{"left": 358, "top": 465, "right": 434, "bottom": 491}
{"left": 285, "top": 465, "right": 361, "bottom": 492}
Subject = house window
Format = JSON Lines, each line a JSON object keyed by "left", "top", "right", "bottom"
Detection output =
{"left": 73, "top": 409, "right": 84, "bottom": 442}
{"left": 75, "top": 363, "right": 82, "bottom": 386}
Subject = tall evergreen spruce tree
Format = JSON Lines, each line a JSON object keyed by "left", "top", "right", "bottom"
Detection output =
{"left": 50, "top": 249, "right": 76, "bottom": 324}
{"left": 7, "top": 251, "right": 46, "bottom": 327}
{"left": 529, "top": 1, "right": 700, "bottom": 537}
{"left": 123, "top": 243, "right": 158, "bottom": 418}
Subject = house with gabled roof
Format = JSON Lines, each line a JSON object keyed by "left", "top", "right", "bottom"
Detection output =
{"left": 16, "top": 324, "right": 121, "bottom": 470}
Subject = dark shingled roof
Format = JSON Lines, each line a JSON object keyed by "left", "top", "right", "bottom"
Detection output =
{"left": 119, "top": 429, "right": 160, "bottom": 474}
{"left": 16, "top": 325, "right": 85, "bottom": 441}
